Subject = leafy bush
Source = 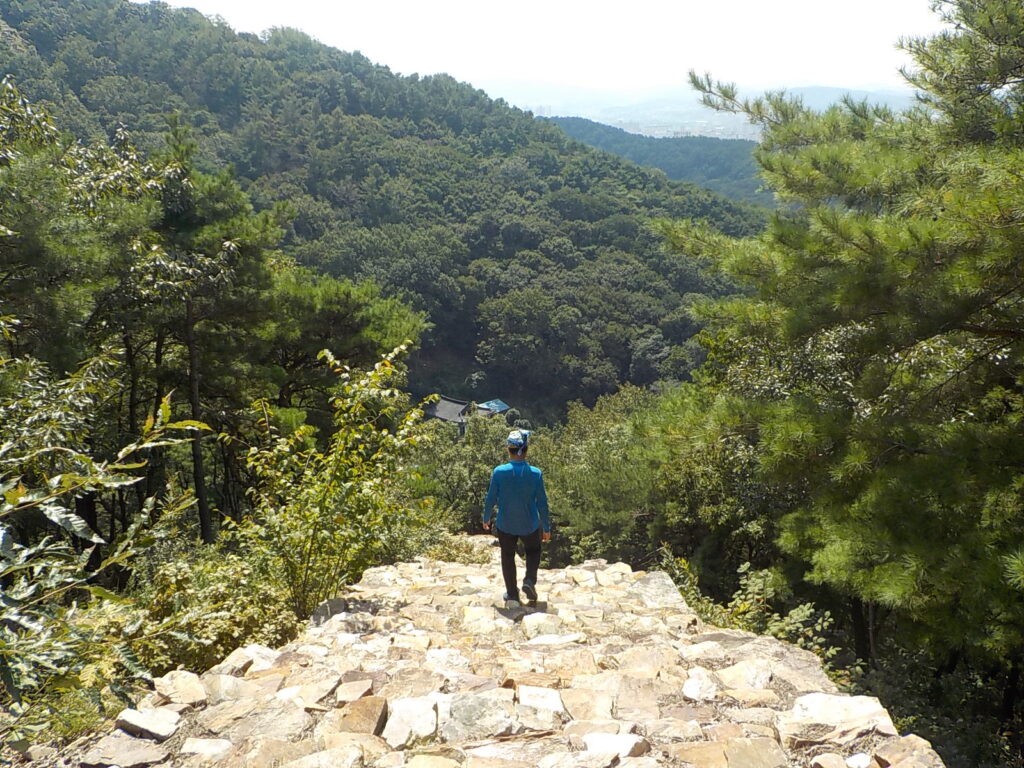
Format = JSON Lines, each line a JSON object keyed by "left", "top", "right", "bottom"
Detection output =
{"left": 661, "top": 552, "right": 840, "bottom": 670}
{"left": 536, "top": 386, "right": 659, "bottom": 567}
{"left": 231, "top": 344, "right": 435, "bottom": 618}
{"left": 116, "top": 548, "right": 300, "bottom": 675}
{"left": 0, "top": 349, "right": 198, "bottom": 749}
{"left": 420, "top": 532, "right": 493, "bottom": 565}
{"left": 413, "top": 414, "right": 511, "bottom": 534}
{"left": 851, "top": 644, "right": 1017, "bottom": 768}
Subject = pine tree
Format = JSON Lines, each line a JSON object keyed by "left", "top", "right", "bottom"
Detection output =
{"left": 665, "top": 0, "right": 1024, "bottom": 686}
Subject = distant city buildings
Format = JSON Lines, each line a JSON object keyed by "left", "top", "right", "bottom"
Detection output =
{"left": 610, "top": 119, "right": 761, "bottom": 141}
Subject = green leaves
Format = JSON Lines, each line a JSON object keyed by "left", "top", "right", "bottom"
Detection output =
{"left": 235, "top": 344, "right": 432, "bottom": 618}
{"left": 38, "top": 500, "right": 105, "bottom": 544}
{"left": 667, "top": 3, "right": 1024, "bottom": 716}
{"left": 0, "top": 336, "right": 202, "bottom": 746}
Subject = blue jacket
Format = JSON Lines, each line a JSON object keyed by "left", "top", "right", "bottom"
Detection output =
{"left": 483, "top": 460, "right": 550, "bottom": 536}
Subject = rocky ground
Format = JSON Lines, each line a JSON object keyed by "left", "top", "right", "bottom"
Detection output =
{"left": 27, "top": 536, "right": 944, "bottom": 768}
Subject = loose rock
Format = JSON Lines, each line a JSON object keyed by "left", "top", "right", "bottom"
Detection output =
{"left": 181, "top": 738, "right": 233, "bottom": 759}
{"left": 154, "top": 670, "right": 207, "bottom": 707}
{"left": 115, "top": 706, "right": 181, "bottom": 741}
{"left": 80, "top": 734, "right": 169, "bottom": 768}
{"left": 382, "top": 696, "right": 438, "bottom": 748}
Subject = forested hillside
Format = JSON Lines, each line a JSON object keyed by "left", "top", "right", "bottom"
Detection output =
{"left": 546, "top": 116, "right": 772, "bottom": 206}
{"left": 0, "top": 0, "right": 763, "bottom": 421}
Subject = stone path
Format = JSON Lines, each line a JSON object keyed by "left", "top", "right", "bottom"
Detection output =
{"left": 68, "top": 536, "right": 943, "bottom": 768}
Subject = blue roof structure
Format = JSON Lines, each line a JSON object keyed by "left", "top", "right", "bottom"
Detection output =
{"left": 479, "top": 399, "right": 511, "bottom": 414}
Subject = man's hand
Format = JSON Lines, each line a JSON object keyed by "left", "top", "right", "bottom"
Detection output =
{"left": 482, "top": 521, "right": 491, "bottom": 531}
{"left": 542, "top": 531, "right": 551, "bottom": 543}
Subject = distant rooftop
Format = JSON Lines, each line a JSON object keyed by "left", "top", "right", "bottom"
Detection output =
{"left": 424, "top": 395, "right": 510, "bottom": 424}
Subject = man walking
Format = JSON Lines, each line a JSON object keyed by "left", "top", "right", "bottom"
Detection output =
{"left": 482, "top": 429, "right": 551, "bottom": 607}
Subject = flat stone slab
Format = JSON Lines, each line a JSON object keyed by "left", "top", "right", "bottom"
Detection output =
{"left": 406, "top": 756, "right": 462, "bottom": 768}
{"left": 581, "top": 733, "right": 650, "bottom": 757}
{"left": 335, "top": 695, "right": 388, "bottom": 734}
{"left": 724, "top": 737, "right": 789, "bottom": 768}
{"left": 278, "top": 746, "right": 362, "bottom": 768}
{"left": 181, "top": 738, "right": 233, "bottom": 759}
{"left": 682, "top": 666, "right": 719, "bottom": 702}
{"left": 233, "top": 737, "right": 316, "bottom": 768}
{"left": 522, "top": 612, "right": 564, "bottom": 639}
{"left": 207, "top": 643, "right": 280, "bottom": 676}
{"left": 80, "top": 734, "right": 169, "bottom": 768}
{"left": 778, "top": 693, "right": 897, "bottom": 749}
{"left": 115, "top": 706, "right": 181, "bottom": 741}
{"left": 441, "top": 688, "right": 516, "bottom": 742}
{"left": 874, "top": 734, "right": 945, "bottom": 767}
{"left": 334, "top": 678, "right": 374, "bottom": 705}
{"left": 560, "top": 688, "right": 613, "bottom": 720}
{"left": 665, "top": 740, "right": 728, "bottom": 768}
{"left": 536, "top": 752, "right": 621, "bottom": 768}
{"left": 716, "top": 658, "right": 773, "bottom": 690}
{"left": 516, "top": 684, "right": 565, "bottom": 730}
{"left": 382, "top": 696, "right": 438, "bottom": 748}
{"left": 154, "top": 670, "right": 207, "bottom": 707}
{"left": 525, "top": 632, "right": 584, "bottom": 646}
{"left": 203, "top": 673, "right": 266, "bottom": 704}
{"left": 321, "top": 732, "right": 392, "bottom": 762}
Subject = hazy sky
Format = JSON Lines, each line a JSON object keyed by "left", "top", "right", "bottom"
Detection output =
{"left": 154, "top": 1, "right": 948, "bottom": 107}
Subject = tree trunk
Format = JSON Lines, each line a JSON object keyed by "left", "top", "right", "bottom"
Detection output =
{"left": 145, "top": 330, "right": 166, "bottom": 501}
{"left": 850, "top": 598, "right": 871, "bottom": 663}
{"left": 1001, "top": 660, "right": 1021, "bottom": 723}
{"left": 124, "top": 331, "right": 139, "bottom": 434}
{"left": 220, "top": 439, "right": 243, "bottom": 521}
{"left": 868, "top": 601, "right": 878, "bottom": 662}
{"left": 185, "top": 299, "right": 215, "bottom": 543}
{"left": 75, "top": 492, "right": 104, "bottom": 572}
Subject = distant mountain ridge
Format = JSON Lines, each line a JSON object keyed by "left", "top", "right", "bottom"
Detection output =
{"left": 545, "top": 116, "right": 771, "bottom": 207}
{"left": 525, "top": 84, "right": 918, "bottom": 140}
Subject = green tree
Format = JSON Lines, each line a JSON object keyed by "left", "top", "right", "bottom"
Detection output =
{"left": 537, "top": 386, "right": 659, "bottom": 566}
{"left": 0, "top": 330, "right": 197, "bottom": 748}
{"left": 415, "top": 412, "right": 511, "bottom": 532}
{"left": 146, "top": 118, "right": 284, "bottom": 542}
{"left": 234, "top": 345, "right": 431, "bottom": 618}
{"left": 658, "top": 0, "right": 1024, "bottom": 749}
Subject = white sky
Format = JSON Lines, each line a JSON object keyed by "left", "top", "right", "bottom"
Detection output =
{"left": 154, "top": 1, "right": 948, "bottom": 106}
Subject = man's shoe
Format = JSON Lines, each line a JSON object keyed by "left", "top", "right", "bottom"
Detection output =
{"left": 522, "top": 582, "right": 537, "bottom": 603}
{"left": 503, "top": 592, "right": 521, "bottom": 608}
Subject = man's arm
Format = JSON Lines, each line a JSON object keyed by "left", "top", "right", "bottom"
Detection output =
{"left": 536, "top": 470, "right": 551, "bottom": 540}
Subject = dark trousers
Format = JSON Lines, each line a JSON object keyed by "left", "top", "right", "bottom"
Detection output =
{"left": 496, "top": 526, "right": 542, "bottom": 601}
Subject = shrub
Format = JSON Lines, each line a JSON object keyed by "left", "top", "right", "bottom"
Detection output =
{"left": 0, "top": 353, "right": 199, "bottom": 749}
{"left": 118, "top": 548, "right": 301, "bottom": 675}
{"left": 420, "top": 532, "right": 493, "bottom": 565}
{"left": 232, "top": 345, "right": 435, "bottom": 618}
{"left": 661, "top": 552, "right": 840, "bottom": 670}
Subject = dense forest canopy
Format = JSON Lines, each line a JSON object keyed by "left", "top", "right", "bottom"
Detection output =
{"left": 546, "top": 116, "right": 772, "bottom": 207}
{"left": 0, "top": 0, "right": 764, "bottom": 422}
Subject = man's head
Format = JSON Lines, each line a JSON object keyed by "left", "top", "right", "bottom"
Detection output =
{"left": 507, "top": 429, "right": 530, "bottom": 458}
